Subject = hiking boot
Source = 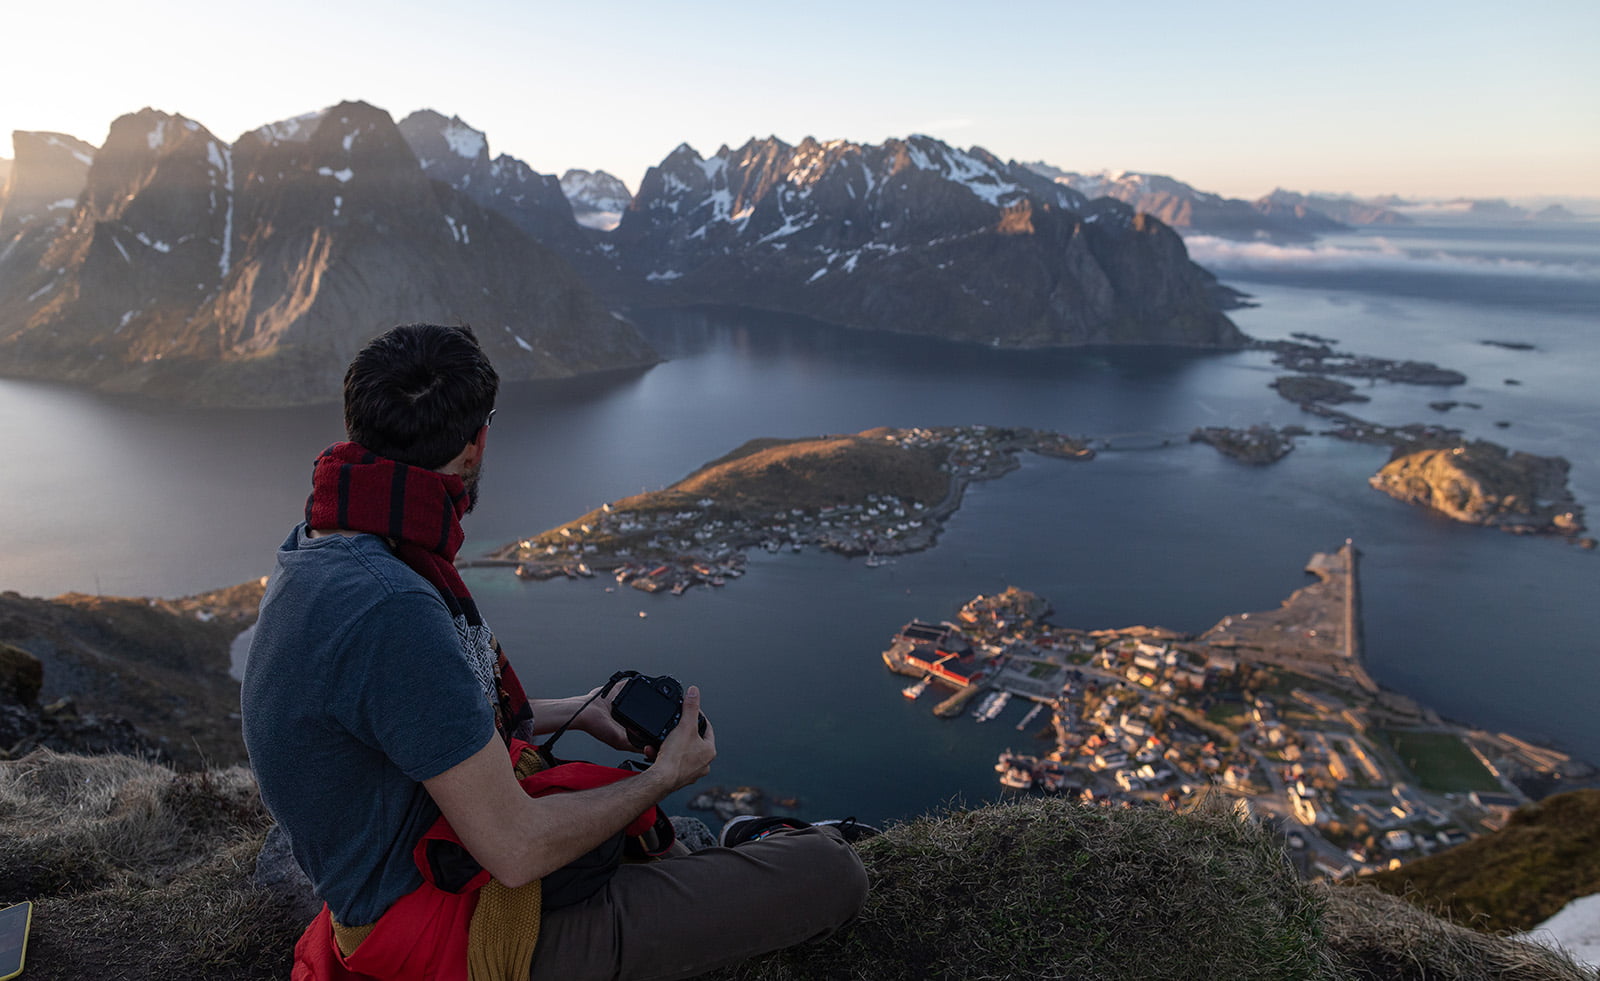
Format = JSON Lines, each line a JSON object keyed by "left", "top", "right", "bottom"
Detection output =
{"left": 814, "top": 817, "right": 883, "bottom": 843}
{"left": 719, "top": 815, "right": 810, "bottom": 847}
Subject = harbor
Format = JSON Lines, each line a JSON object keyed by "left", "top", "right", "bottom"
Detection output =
{"left": 878, "top": 544, "right": 1597, "bottom": 881}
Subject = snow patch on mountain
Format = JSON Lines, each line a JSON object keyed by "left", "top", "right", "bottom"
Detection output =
{"left": 560, "top": 170, "right": 632, "bottom": 230}
{"left": 442, "top": 120, "right": 486, "bottom": 160}
{"left": 207, "top": 140, "right": 235, "bottom": 277}
{"left": 255, "top": 110, "right": 326, "bottom": 144}
{"left": 42, "top": 135, "right": 95, "bottom": 167}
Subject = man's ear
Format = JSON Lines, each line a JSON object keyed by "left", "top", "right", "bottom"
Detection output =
{"left": 463, "top": 425, "right": 488, "bottom": 464}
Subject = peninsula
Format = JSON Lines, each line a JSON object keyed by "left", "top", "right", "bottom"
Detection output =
{"left": 881, "top": 543, "right": 1596, "bottom": 883}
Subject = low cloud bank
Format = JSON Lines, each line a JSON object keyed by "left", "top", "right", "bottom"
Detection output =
{"left": 1185, "top": 236, "right": 1598, "bottom": 282}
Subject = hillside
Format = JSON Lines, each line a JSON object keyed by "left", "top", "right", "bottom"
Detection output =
{"left": 1, "top": 750, "right": 1589, "bottom": 981}
{"left": 0, "top": 580, "right": 261, "bottom": 768}
{"left": 1365, "top": 790, "right": 1600, "bottom": 932}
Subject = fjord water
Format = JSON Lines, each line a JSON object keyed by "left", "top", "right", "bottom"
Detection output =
{"left": 1, "top": 222, "right": 1595, "bottom": 825}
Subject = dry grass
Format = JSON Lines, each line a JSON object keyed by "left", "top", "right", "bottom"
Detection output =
{"left": 0, "top": 749, "right": 299, "bottom": 981}
{"left": 1, "top": 751, "right": 1591, "bottom": 980}
{"left": 1320, "top": 884, "right": 1595, "bottom": 981}
{"left": 1364, "top": 790, "right": 1600, "bottom": 932}
{"left": 711, "top": 795, "right": 1335, "bottom": 981}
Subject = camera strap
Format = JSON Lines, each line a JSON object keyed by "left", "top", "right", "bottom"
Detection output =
{"left": 537, "top": 670, "right": 639, "bottom": 761}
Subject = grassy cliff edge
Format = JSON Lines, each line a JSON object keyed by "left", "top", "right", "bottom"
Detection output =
{"left": 0, "top": 750, "right": 1590, "bottom": 981}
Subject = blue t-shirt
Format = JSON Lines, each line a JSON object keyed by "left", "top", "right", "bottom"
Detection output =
{"left": 241, "top": 526, "right": 496, "bottom": 925}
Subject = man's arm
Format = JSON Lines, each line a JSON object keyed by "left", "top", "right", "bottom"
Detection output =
{"left": 424, "top": 686, "right": 715, "bottom": 888}
{"left": 528, "top": 687, "right": 637, "bottom": 752}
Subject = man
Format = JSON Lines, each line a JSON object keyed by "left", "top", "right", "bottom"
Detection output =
{"left": 242, "top": 323, "right": 867, "bottom": 981}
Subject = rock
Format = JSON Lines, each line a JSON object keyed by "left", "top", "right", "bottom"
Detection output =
{"left": 1272, "top": 375, "right": 1370, "bottom": 405}
{"left": 1369, "top": 442, "right": 1586, "bottom": 537}
{"left": 1191, "top": 425, "right": 1295, "bottom": 464}
{"left": 254, "top": 823, "right": 322, "bottom": 923}
{"left": 0, "top": 643, "right": 43, "bottom": 704}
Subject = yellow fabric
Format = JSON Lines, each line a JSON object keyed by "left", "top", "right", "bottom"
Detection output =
{"left": 330, "top": 918, "right": 376, "bottom": 959}
{"left": 467, "top": 878, "right": 544, "bottom": 981}
{"left": 465, "top": 742, "right": 546, "bottom": 980}
{"left": 513, "top": 745, "right": 548, "bottom": 779}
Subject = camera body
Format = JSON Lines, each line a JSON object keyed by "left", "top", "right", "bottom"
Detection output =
{"left": 609, "top": 673, "right": 707, "bottom": 750}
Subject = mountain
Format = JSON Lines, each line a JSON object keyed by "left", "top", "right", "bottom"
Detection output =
{"left": 601, "top": 136, "right": 1245, "bottom": 348}
{"left": 560, "top": 168, "right": 632, "bottom": 230}
{"left": 395, "top": 109, "right": 592, "bottom": 255}
{"left": 0, "top": 131, "right": 96, "bottom": 236}
{"left": 0, "top": 103, "right": 657, "bottom": 405}
{"left": 1256, "top": 189, "right": 1409, "bottom": 226}
{"left": 1026, "top": 164, "right": 1349, "bottom": 241}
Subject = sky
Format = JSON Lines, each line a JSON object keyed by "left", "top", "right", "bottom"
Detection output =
{"left": 3, "top": 0, "right": 1596, "bottom": 201}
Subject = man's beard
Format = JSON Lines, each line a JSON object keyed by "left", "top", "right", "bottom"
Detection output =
{"left": 462, "top": 459, "right": 484, "bottom": 514}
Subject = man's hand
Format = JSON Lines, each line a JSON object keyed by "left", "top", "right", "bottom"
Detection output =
{"left": 643, "top": 686, "right": 715, "bottom": 791}
{"left": 570, "top": 685, "right": 638, "bottom": 753}
{"left": 425, "top": 686, "right": 715, "bottom": 888}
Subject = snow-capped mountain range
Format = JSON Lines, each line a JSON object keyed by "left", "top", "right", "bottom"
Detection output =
{"left": 2, "top": 104, "right": 1304, "bottom": 403}
{"left": 0, "top": 102, "right": 655, "bottom": 405}
{"left": 591, "top": 135, "right": 1242, "bottom": 347}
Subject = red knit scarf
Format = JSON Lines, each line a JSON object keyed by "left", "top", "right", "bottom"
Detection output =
{"left": 305, "top": 441, "right": 533, "bottom": 743}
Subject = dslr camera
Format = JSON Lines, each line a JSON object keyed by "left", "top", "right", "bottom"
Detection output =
{"left": 607, "top": 672, "right": 708, "bottom": 750}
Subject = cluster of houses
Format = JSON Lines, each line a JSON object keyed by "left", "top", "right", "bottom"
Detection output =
{"left": 884, "top": 587, "right": 1520, "bottom": 880}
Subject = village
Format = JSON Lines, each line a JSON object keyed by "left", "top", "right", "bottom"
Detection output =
{"left": 882, "top": 543, "right": 1595, "bottom": 882}
{"left": 475, "top": 424, "right": 1096, "bottom": 590}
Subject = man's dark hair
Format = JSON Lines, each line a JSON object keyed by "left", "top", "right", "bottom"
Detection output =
{"left": 344, "top": 324, "right": 499, "bottom": 470}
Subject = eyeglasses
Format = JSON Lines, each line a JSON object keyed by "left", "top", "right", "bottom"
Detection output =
{"left": 484, "top": 408, "right": 497, "bottom": 429}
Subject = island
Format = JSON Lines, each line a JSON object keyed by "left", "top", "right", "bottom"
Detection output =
{"left": 880, "top": 543, "right": 1597, "bottom": 882}
{"left": 1369, "top": 442, "right": 1587, "bottom": 540}
{"left": 479, "top": 426, "right": 1095, "bottom": 587}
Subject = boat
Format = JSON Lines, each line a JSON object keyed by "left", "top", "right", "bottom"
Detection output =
{"left": 902, "top": 676, "right": 931, "bottom": 700}
{"left": 972, "top": 690, "right": 1011, "bottom": 722}
{"left": 671, "top": 581, "right": 690, "bottom": 596}
{"left": 999, "top": 766, "right": 1034, "bottom": 790}
{"left": 575, "top": 562, "right": 595, "bottom": 578}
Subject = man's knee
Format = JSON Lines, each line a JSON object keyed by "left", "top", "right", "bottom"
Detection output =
{"left": 778, "top": 827, "right": 869, "bottom": 928}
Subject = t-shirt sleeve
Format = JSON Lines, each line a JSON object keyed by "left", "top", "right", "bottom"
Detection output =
{"left": 329, "top": 591, "right": 497, "bottom": 782}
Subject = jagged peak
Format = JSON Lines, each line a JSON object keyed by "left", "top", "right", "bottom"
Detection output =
{"left": 12, "top": 132, "right": 97, "bottom": 166}
{"left": 398, "top": 109, "right": 488, "bottom": 162}
{"left": 106, "top": 108, "right": 211, "bottom": 155}
{"left": 251, "top": 108, "right": 329, "bottom": 145}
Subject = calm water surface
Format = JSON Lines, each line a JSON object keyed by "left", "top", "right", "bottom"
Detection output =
{"left": 1, "top": 223, "right": 1595, "bottom": 824}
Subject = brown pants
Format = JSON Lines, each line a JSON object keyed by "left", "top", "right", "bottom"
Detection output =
{"left": 529, "top": 826, "right": 868, "bottom": 981}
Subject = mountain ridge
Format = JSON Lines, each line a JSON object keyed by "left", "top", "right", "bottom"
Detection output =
{"left": 589, "top": 135, "right": 1245, "bottom": 348}
{"left": 0, "top": 102, "right": 657, "bottom": 405}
